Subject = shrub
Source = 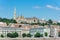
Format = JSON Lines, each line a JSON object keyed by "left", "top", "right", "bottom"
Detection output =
{"left": 27, "top": 33, "right": 32, "bottom": 37}
{"left": 45, "top": 32, "right": 48, "bottom": 37}
{"left": 34, "top": 32, "right": 43, "bottom": 37}
{"left": 7, "top": 32, "right": 18, "bottom": 38}
{"left": 13, "top": 32, "right": 18, "bottom": 37}
{"left": 0, "top": 34, "right": 4, "bottom": 38}
{"left": 58, "top": 32, "right": 60, "bottom": 37}
{"left": 22, "top": 33, "right": 26, "bottom": 37}
{"left": 7, "top": 33, "right": 11, "bottom": 37}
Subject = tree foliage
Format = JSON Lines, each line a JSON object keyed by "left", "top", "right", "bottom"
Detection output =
{"left": 58, "top": 32, "right": 60, "bottom": 37}
{"left": 26, "top": 33, "right": 32, "bottom": 37}
{"left": 34, "top": 32, "right": 43, "bottom": 37}
{"left": 48, "top": 19, "right": 53, "bottom": 24}
{"left": 45, "top": 32, "right": 48, "bottom": 37}
{"left": 57, "top": 23, "right": 60, "bottom": 26}
{"left": 0, "top": 34, "right": 4, "bottom": 38}
{"left": 0, "top": 18, "right": 17, "bottom": 25}
{"left": 7, "top": 32, "right": 18, "bottom": 38}
{"left": 22, "top": 33, "right": 26, "bottom": 37}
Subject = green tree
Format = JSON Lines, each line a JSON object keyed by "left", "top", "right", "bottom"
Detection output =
{"left": 48, "top": 19, "right": 53, "bottom": 24}
{"left": 22, "top": 33, "right": 26, "bottom": 37}
{"left": 0, "top": 18, "right": 17, "bottom": 25}
{"left": 0, "top": 34, "right": 4, "bottom": 38}
{"left": 0, "top": 18, "right": 2, "bottom": 22}
{"left": 57, "top": 23, "right": 60, "bottom": 28}
{"left": 58, "top": 32, "right": 60, "bottom": 37}
{"left": 27, "top": 33, "right": 32, "bottom": 37}
{"left": 7, "top": 33, "right": 12, "bottom": 38}
{"left": 57, "top": 23, "right": 60, "bottom": 26}
{"left": 34, "top": 32, "right": 40, "bottom": 37}
{"left": 34, "top": 32, "right": 43, "bottom": 37}
{"left": 41, "top": 23, "right": 45, "bottom": 28}
{"left": 45, "top": 32, "right": 48, "bottom": 37}
{"left": 42, "top": 23, "right": 45, "bottom": 26}
{"left": 6, "top": 22, "right": 10, "bottom": 26}
{"left": 10, "top": 19, "right": 17, "bottom": 23}
{"left": 13, "top": 32, "right": 18, "bottom": 37}
{"left": 7, "top": 32, "right": 18, "bottom": 38}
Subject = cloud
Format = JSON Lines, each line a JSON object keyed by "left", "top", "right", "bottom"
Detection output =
{"left": 46, "top": 5, "right": 60, "bottom": 10}
{"left": 33, "top": 6, "right": 41, "bottom": 9}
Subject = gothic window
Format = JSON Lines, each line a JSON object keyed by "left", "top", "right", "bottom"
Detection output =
{"left": 34, "top": 19, "right": 36, "bottom": 22}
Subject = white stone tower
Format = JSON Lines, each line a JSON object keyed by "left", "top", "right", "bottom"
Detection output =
{"left": 14, "top": 7, "right": 16, "bottom": 20}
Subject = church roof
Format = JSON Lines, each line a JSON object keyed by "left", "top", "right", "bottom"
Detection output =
{"left": 26, "top": 17, "right": 38, "bottom": 20}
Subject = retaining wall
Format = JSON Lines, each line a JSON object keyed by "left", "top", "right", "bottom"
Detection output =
{"left": 0, "top": 38, "right": 60, "bottom": 40}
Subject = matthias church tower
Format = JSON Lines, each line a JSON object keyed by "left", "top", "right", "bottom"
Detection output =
{"left": 14, "top": 7, "right": 16, "bottom": 20}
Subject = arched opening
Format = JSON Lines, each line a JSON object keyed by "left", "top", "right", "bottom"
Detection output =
{"left": 19, "top": 25, "right": 22, "bottom": 27}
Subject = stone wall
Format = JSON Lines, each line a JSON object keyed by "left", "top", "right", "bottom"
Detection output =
{"left": 0, "top": 38, "right": 60, "bottom": 40}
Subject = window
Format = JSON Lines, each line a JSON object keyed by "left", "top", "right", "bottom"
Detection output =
{"left": 19, "top": 25, "right": 22, "bottom": 27}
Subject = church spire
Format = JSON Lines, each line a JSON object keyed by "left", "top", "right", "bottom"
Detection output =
{"left": 20, "top": 12, "right": 24, "bottom": 19}
{"left": 21, "top": 12, "right": 23, "bottom": 17}
{"left": 14, "top": 7, "right": 16, "bottom": 20}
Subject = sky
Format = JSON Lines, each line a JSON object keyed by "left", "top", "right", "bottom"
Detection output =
{"left": 0, "top": 0, "right": 60, "bottom": 21}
